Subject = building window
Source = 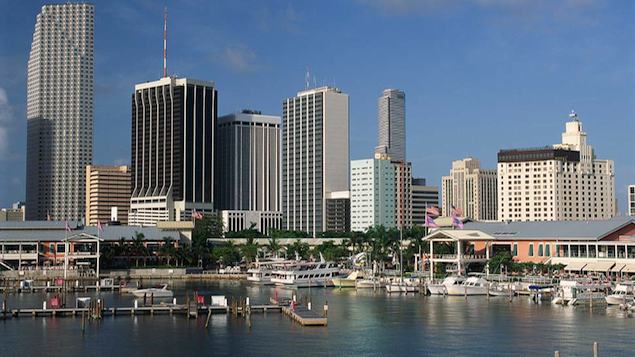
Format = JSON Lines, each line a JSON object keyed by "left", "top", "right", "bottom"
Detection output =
{"left": 512, "top": 243, "right": 518, "bottom": 257}
{"left": 538, "top": 244, "right": 543, "bottom": 257}
{"left": 546, "top": 244, "right": 551, "bottom": 257}
{"left": 529, "top": 243, "right": 534, "bottom": 257}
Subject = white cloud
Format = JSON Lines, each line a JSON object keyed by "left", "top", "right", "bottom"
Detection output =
{"left": 214, "top": 45, "right": 261, "bottom": 74}
{"left": 0, "top": 87, "right": 12, "bottom": 160}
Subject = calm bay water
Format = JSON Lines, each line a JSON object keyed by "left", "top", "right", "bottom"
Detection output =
{"left": 0, "top": 280, "right": 633, "bottom": 356}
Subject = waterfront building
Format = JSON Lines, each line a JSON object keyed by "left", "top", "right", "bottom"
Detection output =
{"left": 441, "top": 157, "right": 497, "bottom": 221}
{"left": 629, "top": 185, "right": 635, "bottom": 216}
{"left": 350, "top": 155, "right": 412, "bottom": 231}
{"left": 411, "top": 178, "right": 439, "bottom": 226}
{"left": 85, "top": 165, "right": 131, "bottom": 226}
{"left": 282, "top": 86, "right": 349, "bottom": 236}
{"left": 0, "top": 221, "right": 192, "bottom": 270}
{"left": 375, "top": 89, "right": 406, "bottom": 162}
{"left": 423, "top": 217, "right": 635, "bottom": 277}
{"left": 220, "top": 210, "right": 282, "bottom": 236}
{"left": 497, "top": 112, "right": 615, "bottom": 222}
{"left": 26, "top": 3, "right": 94, "bottom": 221}
{"left": 215, "top": 110, "right": 281, "bottom": 212}
{"left": 128, "top": 76, "right": 217, "bottom": 226}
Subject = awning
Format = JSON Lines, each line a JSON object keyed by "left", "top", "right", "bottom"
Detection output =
{"left": 612, "top": 263, "right": 627, "bottom": 272}
{"left": 622, "top": 263, "right": 635, "bottom": 273}
{"left": 564, "top": 261, "right": 587, "bottom": 271}
{"left": 582, "top": 261, "right": 615, "bottom": 272}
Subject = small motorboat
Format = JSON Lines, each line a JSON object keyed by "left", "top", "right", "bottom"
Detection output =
{"left": 427, "top": 276, "right": 465, "bottom": 295}
{"left": 332, "top": 271, "right": 360, "bottom": 288}
{"left": 606, "top": 282, "right": 634, "bottom": 305}
{"left": 131, "top": 284, "right": 173, "bottom": 298}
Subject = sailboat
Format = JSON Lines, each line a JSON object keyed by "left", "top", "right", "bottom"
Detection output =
{"left": 385, "top": 227, "right": 419, "bottom": 294}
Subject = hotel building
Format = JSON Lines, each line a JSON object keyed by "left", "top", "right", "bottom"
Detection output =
{"left": 129, "top": 76, "right": 217, "bottom": 226}
{"left": 441, "top": 158, "right": 497, "bottom": 221}
{"left": 497, "top": 112, "right": 615, "bottom": 222}
{"left": 26, "top": 4, "right": 94, "bottom": 221}
{"left": 282, "top": 86, "right": 349, "bottom": 236}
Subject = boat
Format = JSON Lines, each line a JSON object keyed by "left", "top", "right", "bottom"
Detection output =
{"left": 270, "top": 254, "right": 340, "bottom": 288}
{"left": 119, "top": 281, "right": 140, "bottom": 294}
{"left": 446, "top": 276, "right": 489, "bottom": 296}
{"left": 247, "top": 258, "right": 297, "bottom": 285}
{"left": 332, "top": 271, "right": 361, "bottom": 288}
{"left": 427, "top": 276, "right": 466, "bottom": 295}
{"left": 385, "top": 280, "right": 419, "bottom": 293}
{"left": 488, "top": 281, "right": 515, "bottom": 297}
{"left": 552, "top": 279, "right": 609, "bottom": 306}
{"left": 131, "top": 284, "right": 174, "bottom": 298}
{"left": 356, "top": 278, "right": 382, "bottom": 289}
{"left": 606, "top": 282, "right": 634, "bottom": 305}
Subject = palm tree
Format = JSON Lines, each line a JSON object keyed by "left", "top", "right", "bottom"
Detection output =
{"left": 266, "top": 237, "right": 282, "bottom": 258}
{"left": 241, "top": 237, "right": 259, "bottom": 263}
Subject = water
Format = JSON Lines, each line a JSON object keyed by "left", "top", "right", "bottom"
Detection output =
{"left": 0, "top": 281, "right": 633, "bottom": 356}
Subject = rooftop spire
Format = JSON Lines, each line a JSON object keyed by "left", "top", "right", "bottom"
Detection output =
{"left": 163, "top": 6, "right": 168, "bottom": 78}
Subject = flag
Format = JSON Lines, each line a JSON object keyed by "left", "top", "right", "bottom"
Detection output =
{"left": 97, "top": 221, "right": 104, "bottom": 233}
{"left": 451, "top": 214, "right": 464, "bottom": 229}
{"left": 451, "top": 205, "right": 463, "bottom": 217}
{"left": 192, "top": 211, "right": 203, "bottom": 220}
{"left": 64, "top": 221, "right": 72, "bottom": 232}
{"left": 424, "top": 213, "right": 438, "bottom": 228}
{"left": 425, "top": 206, "right": 440, "bottom": 217}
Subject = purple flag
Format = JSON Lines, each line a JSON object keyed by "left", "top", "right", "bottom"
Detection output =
{"left": 425, "top": 213, "right": 438, "bottom": 228}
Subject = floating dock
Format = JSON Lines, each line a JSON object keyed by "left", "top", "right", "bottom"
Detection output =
{"left": 282, "top": 306, "right": 327, "bottom": 326}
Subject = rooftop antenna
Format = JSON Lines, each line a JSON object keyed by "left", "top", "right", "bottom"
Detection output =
{"left": 569, "top": 110, "right": 578, "bottom": 121}
{"left": 163, "top": 6, "right": 168, "bottom": 78}
{"left": 305, "top": 67, "right": 310, "bottom": 89}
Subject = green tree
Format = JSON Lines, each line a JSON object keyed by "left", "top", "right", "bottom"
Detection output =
{"left": 488, "top": 251, "right": 513, "bottom": 274}
{"left": 286, "top": 239, "right": 310, "bottom": 260}
{"left": 312, "top": 241, "right": 349, "bottom": 261}
{"left": 241, "top": 237, "right": 259, "bottom": 263}
{"left": 266, "top": 237, "right": 282, "bottom": 258}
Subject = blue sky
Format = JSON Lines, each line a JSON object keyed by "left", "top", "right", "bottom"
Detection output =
{"left": 0, "top": 0, "right": 634, "bottom": 212}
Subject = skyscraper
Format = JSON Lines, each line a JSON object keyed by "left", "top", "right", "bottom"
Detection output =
{"left": 498, "top": 112, "right": 615, "bottom": 222}
{"left": 215, "top": 110, "right": 281, "bottom": 212}
{"left": 282, "top": 86, "right": 349, "bottom": 236}
{"left": 629, "top": 185, "right": 635, "bottom": 216}
{"left": 442, "top": 157, "right": 498, "bottom": 221}
{"left": 129, "top": 77, "right": 217, "bottom": 226}
{"left": 26, "top": 4, "right": 94, "bottom": 221}
{"left": 411, "top": 178, "right": 439, "bottom": 226}
{"left": 375, "top": 89, "right": 406, "bottom": 162}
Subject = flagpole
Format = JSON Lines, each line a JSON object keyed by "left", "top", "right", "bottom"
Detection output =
{"left": 64, "top": 222, "right": 68, "bottom": 281}
{"left": 97, "top": 222, "right": 101, "bottom": 289}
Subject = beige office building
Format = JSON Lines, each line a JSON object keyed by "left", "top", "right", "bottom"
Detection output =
{"left": 442, "top": 157, "right": 498, "bottom": 221}
{"left": 497, "top": 112, "right": 615, "bottom": 222}
{"left": 85, "top": 165, "right": 131, "bottom": 225}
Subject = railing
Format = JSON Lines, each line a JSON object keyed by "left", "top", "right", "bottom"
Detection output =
{"left": 429, "top": 254, "right": 487, "bottom": 260}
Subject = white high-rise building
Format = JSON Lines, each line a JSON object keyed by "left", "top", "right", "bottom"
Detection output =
{"left": 442, "top": 158, "right": 498, "bottom": 221}
{"left": 498, "top": 112, "right": 615, "bottom": 222}
{"left": 26, "top": 4, "right": 94, "bottom": 221}
{"left": 375, "top": 89, "right": 406, "bottom": 162}
{"left": 350, "top": 154, "right": 412, "bottom": 232}
{"left": 282, "top": 86, "right": 349, "bottom": 235}
{"left": 629, "top": 185, "right": 635, "bottom": 216}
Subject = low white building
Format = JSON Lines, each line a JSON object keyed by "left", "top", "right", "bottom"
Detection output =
{"left": 220, "top": 210, "right": 282, "bottom": 236}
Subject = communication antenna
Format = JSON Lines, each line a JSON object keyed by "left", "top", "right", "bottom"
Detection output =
{"left": 569, "top": 110, "right": 578, "bottom": 121}
{"left": 163, "top": 6, "right": 168, "bottom": 78}
{"left": 305, "top": 67, "right": 310, "bottom": 89}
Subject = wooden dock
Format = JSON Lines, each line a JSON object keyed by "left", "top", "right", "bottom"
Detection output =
{"left": 282, "top": 306, "right": 327, "bottom": 326}
{"left": 5, "top": 303, "right": 281, "bottom": 318}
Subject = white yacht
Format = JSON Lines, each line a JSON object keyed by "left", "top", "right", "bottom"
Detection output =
{"left": 246, "top": 258, "right": 297, "bottom": 285}
{"left": 270, "top": 254, "right": 340, "bottom": 288}
{"left": 385, "top": 279, "right": 419, "bottom": 293}
{"left": 606, "top": 282, "right": 634, "bottom": 305}
{"left": 427, "top": 276, "right": 466, "bottom": 295}
{"left": 132, "top": 284, "right": 173, "bottom": 299}
{"left": 446, "top": 276, "right": 489, "bottom": 296}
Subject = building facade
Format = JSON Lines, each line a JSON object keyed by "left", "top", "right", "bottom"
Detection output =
{"left": 411, "top": 178, "right": 439, "bottom": 226}
{"left": 442, "top": 157, "right": 497, "bottom": 221}
{"left": 282, "top": 86, "right": 349, "bottom": 236}
{"left": 129, "top": 77, "right": 217, "bottom": 226}
{"left": 629, "top": 185, "right": 635, "bottom": 216}
{"left": 0, "top": 202, "right": 25, "bottom": 222}
{"left": 498, "top": 112, "right": 615, "bottom": 222}
{"left": 220, "top": 210, "right": 282, "bottom": 236}
{"left": 26, "top": 4, "right": 94, "bottom": 221}
{"left": 215, "top": 110, "right": 280, "bottom": 212}
{"left": 325, "top": 191, "right": 351, "bottom": 233}
{"left": 375, "top": 89, "right": 406, "bottom": 162}
{"left": 85, "top": 165, "right": 131, "bottom": 225}
{"left": 350, "top": 156, "right": 413, "bottom": 231}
